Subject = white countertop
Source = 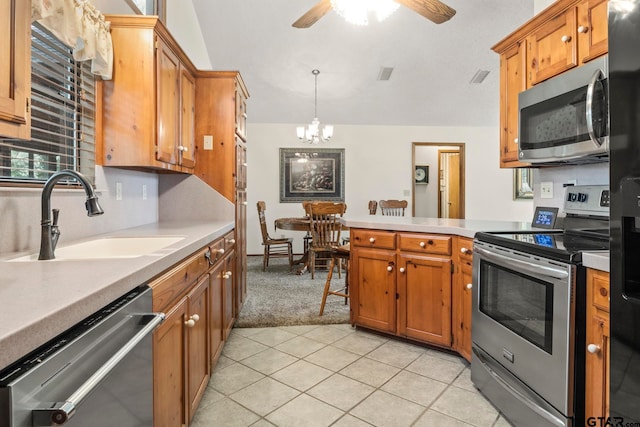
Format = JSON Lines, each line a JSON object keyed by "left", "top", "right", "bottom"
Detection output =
{"left": 341, "top": 216, "right": 538, "bottom": 238}
{"left": 0, "top": 220, "right": 233, "bottom": 371}
{"left": 583, "top": 251, "right": 610, "bottom": 272}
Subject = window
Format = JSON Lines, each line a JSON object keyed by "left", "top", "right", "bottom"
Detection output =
{"left": 0, "top": 23, "right": 96, "bottom": 184}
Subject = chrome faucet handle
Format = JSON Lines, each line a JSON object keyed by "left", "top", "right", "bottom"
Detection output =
{"left": 51, "top": 209, "right": 61, "bottom": 250}
{"left": 52, "top": 209, "right": 60, "bottom": 226}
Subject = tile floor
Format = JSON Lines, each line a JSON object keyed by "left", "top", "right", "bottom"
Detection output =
{"left": 191, "top": 324, "right": 513, "bottom": 427}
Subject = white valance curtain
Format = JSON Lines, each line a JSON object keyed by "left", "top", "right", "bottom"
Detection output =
{"left": 31, "top": 0, "right": 113, "bottom": 80}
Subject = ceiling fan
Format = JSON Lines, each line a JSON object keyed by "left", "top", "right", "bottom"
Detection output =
{"left": 292, "top": 0, "right": 456, "bottom": 28}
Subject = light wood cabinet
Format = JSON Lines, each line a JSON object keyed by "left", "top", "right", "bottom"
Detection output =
{"left": 350, "top": 229, "right": 454, "bottom": 349}
{"left": 492, "top": 0, "right": 608, "bottom": 168}
{"left": 0, "top": 0, "right": 30, "bottom": 139}
{"left": 150, "top": 233, "right": 236, "bottom": 427}
{"left": 100, "top": 16, "right": 196, "bottom": 172}
{"left": 585, "top": 269, "right": 610, "bottom": 421}
{"left": 453, "top": 237, "right": 473, "bottom": 362}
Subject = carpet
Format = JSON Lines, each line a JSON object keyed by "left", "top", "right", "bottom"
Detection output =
{"left": 235, "top": 255, "right": 350, "bottom": 327}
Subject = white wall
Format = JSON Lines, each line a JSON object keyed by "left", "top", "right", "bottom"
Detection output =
{"left": 245, "top": 123, "right": 535, "bottom": 255}
{"left": 534, "top": 0, "right": 556, "bottom": 14}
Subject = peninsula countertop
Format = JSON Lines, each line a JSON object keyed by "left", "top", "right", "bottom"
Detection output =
{"left": 0, "top": 220, "right": 234, "bottom": 371}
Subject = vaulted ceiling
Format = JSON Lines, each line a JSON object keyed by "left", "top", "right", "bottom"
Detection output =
{"left": 192, "top": 0, "right": 535, "bottom": 127}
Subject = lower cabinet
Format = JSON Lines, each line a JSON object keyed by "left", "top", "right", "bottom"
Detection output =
{"left": 350, "top": 229, "right": 457, "bottom": 350}
{"left": 585, "top": 269, "right": 610, "bottom": 421}
{"left": 453, "top": 237, "right": 473, "bottom": 362}
{"left": 151, "top": 233, "right": 237, "bottom": 427}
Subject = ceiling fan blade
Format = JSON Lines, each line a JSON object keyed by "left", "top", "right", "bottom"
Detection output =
{"left": 292, "top": 0, "right": 333, "bottom": 28}
{"left": 394, "top": 0, "right": 456, "bottom": 24}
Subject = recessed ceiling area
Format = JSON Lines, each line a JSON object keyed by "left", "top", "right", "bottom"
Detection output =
{"left": 192, "top": 0, "right": 535, "bottom": 127}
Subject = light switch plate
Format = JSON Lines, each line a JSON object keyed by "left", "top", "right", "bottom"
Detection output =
{"left": 540, "top": 182, "right": 553, "bottom": 199}
{"left": 115, "top": 182, "right": 123, "bottom": 201}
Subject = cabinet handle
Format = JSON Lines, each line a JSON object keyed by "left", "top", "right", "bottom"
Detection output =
{"left": 178, "top": 146, "right": 188, "bottom": 152}
{"left": 419, "top": 241, "right": 426, "bottom": 248}
{"left": 587, "top": 343, "right": 601, "bottom": 354}
{"left": 514, "top": 138, "right": 518, "bottom": 144}
{"left": 242, "top": 113, "right": 248, "bottom": 119}
{"left": 218, "top": 248, "right": 225, "bottom": 255}
{"left": 561, "top": 35, "right": 571, "bottom": 43}
{"left": 369, "top": 237, "right": 376, "bottom": 244}
{"left": 223, "top": 271, "right": 233, "bottom": 279}
{"left": 577, "top": 25, "right": 588, "bottom": 33}
{"left": 461, "top": 247, "right": 472, "bottom": 254}
{"left": 387, "top": 265, "right": 393, "bottom": 272}
{"left": 399, "top": 267, "right": 405, "bottom": 273}
{"left": 185, "top": 318, "right": 196, "bottom": 328}
{"left": 227, "top": 238, "right": 236, "bottom": 244}
{"left": 466, "top": 283, "right": 473, "bottom": 290}
{"left": 242, "top": 201, "right": 248, "bottom": 205}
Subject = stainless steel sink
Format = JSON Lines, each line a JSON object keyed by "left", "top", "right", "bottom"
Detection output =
{"left": 9, "top": 236, "right": 185, "bottom": 261}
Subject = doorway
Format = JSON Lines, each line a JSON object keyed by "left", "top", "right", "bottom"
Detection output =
{"left": 412, "top": 142, "right": 465, "bottom": 219}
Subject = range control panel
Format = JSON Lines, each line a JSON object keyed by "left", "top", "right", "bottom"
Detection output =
{"left": 564, "top": 185, "right": 610, "bottom": 217}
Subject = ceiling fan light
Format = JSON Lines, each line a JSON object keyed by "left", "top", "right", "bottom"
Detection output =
{"left": 330, "top": 0, "right": 398, "bottom": 25}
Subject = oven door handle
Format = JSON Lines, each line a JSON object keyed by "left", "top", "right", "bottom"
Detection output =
{"left": 31, "top": 312, "right": 165, "bottom": 427}
{"left": 474, "top": 246, "right": 569, "bottom": 280}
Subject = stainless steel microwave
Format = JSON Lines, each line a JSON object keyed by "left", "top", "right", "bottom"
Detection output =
{"left": 518, "top": 55, "right": 608, "bottom": 164}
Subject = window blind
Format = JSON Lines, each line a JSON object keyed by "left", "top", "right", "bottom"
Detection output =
{"left": 0, "top": 23, "right": 96, "bottom": 184}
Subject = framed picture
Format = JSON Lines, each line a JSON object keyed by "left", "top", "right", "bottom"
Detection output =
{"left": 279, "top": 148, "right": 345, "bottom": 203}
{"left": 513, "top": 168, "right": 534, "bottom": 200}
{"left": 415, "top": 165, "right": 429, "bottom": 184}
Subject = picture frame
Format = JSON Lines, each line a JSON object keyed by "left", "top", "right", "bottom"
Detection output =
{"left": 279, "top": 148, "right": 345, "bottom": 203}
{"left": 415, "top": 165, "right": 429, "bottom": 184}
{"left": 514, "top": 168, "right": 534, "bottom": 200}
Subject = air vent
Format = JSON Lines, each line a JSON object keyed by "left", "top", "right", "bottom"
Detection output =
{"left": 470, "top": 69, "right": 490, "bottom": 84}
{"left": 377, "top": 67, "right": 394, "bottom": 81}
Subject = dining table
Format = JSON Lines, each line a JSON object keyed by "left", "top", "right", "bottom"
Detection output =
{"left": 274, "top": 216, "right": 313, "bottom": 274}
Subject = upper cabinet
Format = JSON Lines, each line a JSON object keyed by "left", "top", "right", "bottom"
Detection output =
{"left": 0, "top": 0, "right": 30, "bottom": 139}
{"left": 493, "top": 0, "right": 608, "bottom": 168}
{"left": 99, "top": 16, "right": 196, "bottom": 172}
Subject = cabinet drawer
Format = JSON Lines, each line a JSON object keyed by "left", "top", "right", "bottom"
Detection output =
{"left": 351, "top": 229, "right": 396, "bottom": 250}
{"left": 591, "top": 271, "right": 610, "bottom": 313}
{"left": 208, "top": 238, "right": 226, "bottom": 265}
{"left": 399, "top": 233, "right": 451, "bottom": 255}
{"left": 224, "top": 230, "right": 236, "bottom": 251}
{"left": 151, "top": 246, "right": 211, "bottom": 312}
{"left": 458, "top": 238, "right": 474, "bottom": 262}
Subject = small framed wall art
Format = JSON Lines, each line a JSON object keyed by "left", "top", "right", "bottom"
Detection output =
{"left": 414, "top": 165, "right": 429, "bottom": 184}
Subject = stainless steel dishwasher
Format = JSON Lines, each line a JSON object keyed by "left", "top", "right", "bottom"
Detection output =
{"left": 0, "top": 285, "right": 164, "bottom": 427}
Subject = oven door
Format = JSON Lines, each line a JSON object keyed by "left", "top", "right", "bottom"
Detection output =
{"left": 471, "top": 241, "right": 576, "bottom": 417}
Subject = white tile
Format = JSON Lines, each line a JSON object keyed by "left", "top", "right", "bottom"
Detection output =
{"left": 275, "top": 335, "right": 326, "bottom": 358}
{"left": 304, "top": 345, "right": 361, "bottom": 371}
{"left": 332, "top": 332, "right": 387, "bottom": 355}
{"left": 222, "top": 335, "right": 269, "bottom": 361}
{"left": 231, "top": 327, "right": 268, "bottom": 337}
{"left": 277, "top": 324, "right": 321, "bottom": 335}
{"left": 331, "top": 414, "right": 374, "bottom": 427}
{"left": 431, "top": 386, "right": 499, "bottom": 427}
{"left": 452, "top": 367, "right": 477, "bottom": 392}
{"left": 209, "top": 363, "right": 265, "bottom": 395}
{"left": 190, "top": 397, "right": 260, "bottom": 427}
{"left": 240, "top": 348, "right": 298, "bottom": 375}
{"left": 266, "top": 394, "right": 344, "bottom": 427}
{"left": 414, "top": 410, "right": 476, "bottom": 427}
{"left": 229, "top": 377, "right": 300, "bottom": 416}
{"left": 350, "top": 390, "right": 426, "bottom": 427}
{"left": 339, "top": 357, "right": 400, "bottom": 388}
{"left": 405, "top": 353, "right": 466, "bottom": 384}
{"left": 494, "top": 414, "right": 515, "bottom": 427}
{"left": 247, "top": 327, "right": 298, "bottom": 347}
{"left": 366, "top": 340, "right": 426, "bottom": 368}
{"left": 270, "top": 360, "right": 333, "bottom": 391}
{"left": 307, "top": 373, "right": 375, "bottom": 411}
{"left": 381, "top": 370, "right": 448, "bottom": 406}
{"left": 303, "top": 325, "right": 353, "bottom": 344}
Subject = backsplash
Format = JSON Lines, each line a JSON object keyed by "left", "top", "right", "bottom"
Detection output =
{"left": 533, "top": 162, "right": 608, "bottom": 215}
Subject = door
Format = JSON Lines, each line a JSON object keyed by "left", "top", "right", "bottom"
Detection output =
{"left": 397, "top": 254, "right": 452, "bottom": 347}
{"left": 351, "top": 247, "right": 396, "bottom": 333}
{"left": 438, "top": 150, "right": 461, "bottom": 219}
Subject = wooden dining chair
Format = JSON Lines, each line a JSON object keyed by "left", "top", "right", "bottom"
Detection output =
{"left": 320, "top": 242, "right": 350, "bottom": 316}
{"left": 379, "top": 199, "right": 408, "bottom": 216}
{"left": 368, "top": 200, "right": 378, "bottom": 215}
{"left": 257, "top": 201, "right": 293, "bottom": 271}
{"left": 305, "top": 201, "right": 346, "bottom": 279}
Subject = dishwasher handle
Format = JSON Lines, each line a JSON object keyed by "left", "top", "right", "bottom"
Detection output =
{"left": 32, "top": 312, "right": 165, "bottom": 426}
{"left": 474, "top": 246, "right": 569, "bottom": 280}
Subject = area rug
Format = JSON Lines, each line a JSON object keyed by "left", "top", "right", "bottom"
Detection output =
{"left": 235, "top": 255, "right": 350, "bottom": 327}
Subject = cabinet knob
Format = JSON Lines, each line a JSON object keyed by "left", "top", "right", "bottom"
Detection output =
{"left": 369, "top": 237, "right": 376, "bottom": 244}
{"left": 514, "top": 138, "right": 518, "bottom": 144}
{"left": 561, "top": 35, "right": 571, "bottom": 43}
{"left": 466, "top": 283, "right": 473, "bottom": 290}
{"left": 399, "top": 267, "right": 405, "bottom": 273}
{"left": 587, "top": 343, "right": 601, "bottom": 354}
{"left": 242, "top": 201, "right": 248, "bottom": 205}
{"left": 227, "top": 239, "right": 236, "bottom": 244}
{"left": 185, "top": 318, "right": 196, "bottom": 328}
{"left": 577, "top": 25, "right": 588, "bottom": 33}
{"left": 191, "top": 314, "right": 200, "bottom": 322}
{"left": 218, "top": 248, "right": 225, "bottom": 255}
{"left": 461, "top": 247, "right": 473, "bottom": 254}
{"left": 178, "top": 145, "right": 188, "bottom": 152}
{"left": 387, "top": 265, "right": 393, "bottom": 272}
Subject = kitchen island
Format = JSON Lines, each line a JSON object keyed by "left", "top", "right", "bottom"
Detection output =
{"left": 0, "top": 220, "right": 233, "bottom": 371}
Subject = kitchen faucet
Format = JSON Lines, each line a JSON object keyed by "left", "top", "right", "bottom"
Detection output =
{"left": 39, "top": 170, "right": 104, "bottom": 260}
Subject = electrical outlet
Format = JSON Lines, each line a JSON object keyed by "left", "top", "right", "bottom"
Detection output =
{"left": 142, "top": 184, "right": 147, "bottom": 200}
{"left": 540, "top": 181, "right": 553, "bottom": 199}
{"left": 115, "top": 182, "right": 122, "bottom": 201}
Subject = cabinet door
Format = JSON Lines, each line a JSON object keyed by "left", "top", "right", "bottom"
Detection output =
{"left": 500, "top": 42, "right": 527, "bottom": 166}
{"left": 457, "top": 258, "right": 473, "bottom": 361}
{"left": 180, "top": 66, "right": 196, "bottom": 169}
{"left": 0, "top": 0, "right": 30, "bottom": 139}
{"left": 397, "top": 254, "right": 452, "bottom": 347}
{"left": 186, "top": 275, "right": 210, "bottom": 422}
{"left": 154, "top": 296, "right": 188, "bottom": 427}
{"left": 209, "top": 261, "right": 224, "bottom": 366}
{"left": 235, "top": 81, "right": 247, "bottom": 141}
{"left": 236, "top": 189, "right": 247, "bottom": 310}
{"left": 156, "top": 39, "right": 180, "bottom": 166}
{"left": 528, "top": 7, "right": 578, "bottom": 85}
{"left": 222, "top": 250, "right": 236, "bottom": 339}
{"left": 577, "top": 0, "right": 608, "bottom": 64}
{"left": 351, "top": 247, "right": 396, "bottom": 333}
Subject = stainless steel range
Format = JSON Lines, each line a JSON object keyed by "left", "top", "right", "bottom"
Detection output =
{"left": 471, "top": 185, "right": 609, "bottom": 427}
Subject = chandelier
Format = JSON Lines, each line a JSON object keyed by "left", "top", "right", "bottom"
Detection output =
{"left": 297, "top": 69, "right": 333, "bottom": 144}
{"left": 330, "top": 0, "right": 400, "bottom": 25}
